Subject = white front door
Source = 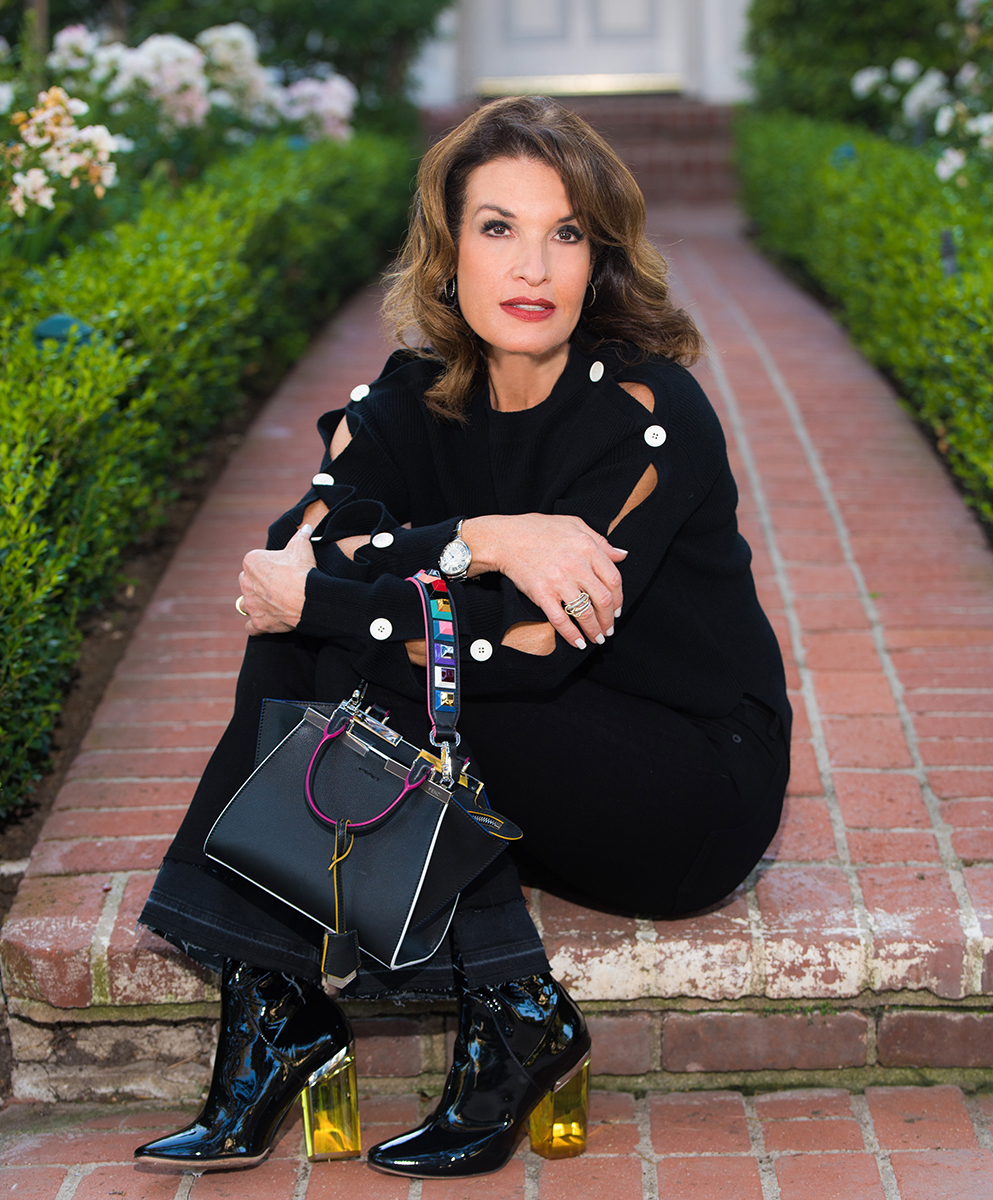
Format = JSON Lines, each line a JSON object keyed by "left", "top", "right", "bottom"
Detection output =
{"left": 460, "top": 0, "right": 685, "bottom": 93}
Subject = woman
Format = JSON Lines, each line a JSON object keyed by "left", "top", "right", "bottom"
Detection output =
{"left": 134, "top": 95, "right": 790, "bottom": 1178}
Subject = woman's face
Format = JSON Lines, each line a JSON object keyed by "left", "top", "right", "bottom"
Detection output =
{"left": 455, "top": 156, "right": 592, "bottom": 363}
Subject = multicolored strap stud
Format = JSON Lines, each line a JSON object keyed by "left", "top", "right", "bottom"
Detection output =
{"left": 408, "top": 569, "right": 460, "bottom": 750}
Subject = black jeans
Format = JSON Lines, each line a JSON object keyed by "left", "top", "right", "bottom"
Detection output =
{"left": 141, "top": 631, "right": 789, "bottom": 995}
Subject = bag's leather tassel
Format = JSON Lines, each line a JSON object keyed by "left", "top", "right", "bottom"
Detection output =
{"left": 322, "top": 820, "right": 359, "bottom": 987}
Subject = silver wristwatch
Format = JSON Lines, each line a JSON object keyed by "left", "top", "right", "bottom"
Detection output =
{"left": 439, "top": 519, "right": 471, "bottom": 581}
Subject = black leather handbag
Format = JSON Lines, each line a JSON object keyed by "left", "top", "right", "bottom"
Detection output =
{"left": 204, "top": 570, "right": 521, "bottom": 987}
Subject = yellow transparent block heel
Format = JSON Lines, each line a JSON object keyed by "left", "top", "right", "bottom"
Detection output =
{"left": 302, "top": 1043, "right": 362, "bottom": 1161}
{"left": 528, "top": 1055, "right": 590, "bottom": 1160}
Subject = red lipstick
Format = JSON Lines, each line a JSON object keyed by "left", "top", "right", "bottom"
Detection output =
{"left": 500, "top": 297, "right": 555, "bottom": 322}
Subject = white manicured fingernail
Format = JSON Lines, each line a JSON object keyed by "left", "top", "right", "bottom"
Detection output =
{"left": 595, "top": 634, "right": 605, "bottom": 645}
{"left": 606, "top": 625, "right": 614, "bottom": 637}
{"left": 614, "top": 608, "right": 622, "bottom": 618}
{"left": 574, "top": 638, "right": 586, "bottom": 650}
{"left": 301, "top": 523, "right": 312, "bottom": 534}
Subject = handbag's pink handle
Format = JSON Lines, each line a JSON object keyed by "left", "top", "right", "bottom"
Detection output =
{"left": 304, "top": 725, "right": 431, "bottom": 829}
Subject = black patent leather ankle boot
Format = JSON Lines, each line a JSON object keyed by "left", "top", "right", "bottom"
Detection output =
{"left": 366, "top": 972, "right": 591, "bottom": 1178}
{"left": 134, "top": 959, "right": 359, "bottom": 1170}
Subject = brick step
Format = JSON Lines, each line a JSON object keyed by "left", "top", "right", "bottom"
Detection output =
{"left": 4, "top": 207, "right": 993, "bottom": 1105}
{"left": 421, "top": 95, "right": 736, "bottom": 200}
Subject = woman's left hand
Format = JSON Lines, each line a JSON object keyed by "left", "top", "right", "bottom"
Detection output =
{"left": 238, "top": 524, "right": 315, "bottom": 634}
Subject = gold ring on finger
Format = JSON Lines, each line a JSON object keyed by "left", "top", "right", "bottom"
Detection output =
{"left": 235, "top": 596, "right": 249, "bottom": 617}
{"left": 563, "top": 591, "right": 592, "bottom": 618}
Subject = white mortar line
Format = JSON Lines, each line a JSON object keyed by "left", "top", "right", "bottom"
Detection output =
{"left": 634, "top": 1094, "right": 661, "bottom": 1200}
{"left": 743, "top": 1094, "right": 781, "bottom": 1200}
{"left": 523, "top": 1149, "right": 542, "bottom": 1200}
{"left": 709, "top": 263, "right": 988, "bottom": 996}
{"left": 89, "top": 871, "right": 129, "bottom": 1006}
{"left": 529, "top": 888, "right": 545, "bottom": 941}
{"left": 850, "top": 1094, "right": 901, "bottom": 1200}
{"left": 963, "top": 1093, "right": 993, "bottom": 1152}
{"left": 290, "top": 1155, "right": 312, "bottom": 1199}
{"left": 53, "top": 1164, "right": 96, "bottom": 1200}
{"left": 683, "top": 254, "right": 875, "bottom": 986}
{"left": 744, "top": 869, "right": 769, "bottom": 996}
{"left": 172, "top": 1174, "right": 198, "bottom": 1200}
{"left": 0, "top": 859, "right": 29, "bottom": 875}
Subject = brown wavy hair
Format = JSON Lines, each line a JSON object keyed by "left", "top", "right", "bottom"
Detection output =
{"left": 383, "top": 94, "right": 703, "bottom": 420}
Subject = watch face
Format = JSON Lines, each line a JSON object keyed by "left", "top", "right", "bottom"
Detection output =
{"left": 440, "top": 538, "right": 471, "bottom": 576}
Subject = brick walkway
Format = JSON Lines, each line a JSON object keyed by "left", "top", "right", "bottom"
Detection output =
{"left": 4, "top": 1086, "right": 993, "bottom": 1198}
{"left": 3, "top": 202, "right": 993, "bottom": 1195}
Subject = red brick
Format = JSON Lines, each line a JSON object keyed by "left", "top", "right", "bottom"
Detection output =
{"left": 586, "top": 1014, "right": 654, "bottom": 1074}
{"left": 859, "top": 867, "right": 966, "bottom": 997}
{"left": 765, "top": 797, "right": 836, "bottom": 861}
{"left": 907, "top": 692, "right": 993, "bottom": 714}
{"left": 774, "top": 1153, "right": 886, "bottom": 1199}
{"left": 877, "top": 1011, "right": 993, "bottom": 1068}
{"left": 887, "top": 629, "right": 993, "bottom": 648}
{"left": 188, "top": 1155, "right": 299, "bottom": 1198}
{"left": 846, "top": 830, "right": 940, "bottom": 863}
{"left": 589, "top": 1090, "right": 636, "bottom": 1122}
{"left": 890, "top": 1150, "right": 993, "bottom": 1200}
{"left": 943, "top": 800, "right": 993, "bottom": 827}
{"left": 921, "top": 741, "right": 993, "bottom": 768}
{"left": 656, "top": 1158, "right": 764, "bottom": 1200}
{"left": 953, "top": 829, "right": 993, "bottom": 863}
{"left": 0, "top": 873, "right": 110, "bottom": 1005}
{"left": 785, "top": 741, "right": 822, "bottom": 796}
{"left": 421, "top": 1162, "right": 526, "bottom": 1198}
{"left": 85, "top": 722, "right": 228, "bottom": 750}
{"left": 0, "top": 1167, "right": 69, "bottom": 1198}
{"left": 585, "top": 1119, "right": 640, "bottom": 1154}
{"left": 352, "top": 1019, "right": 422, "bottom": 1077}
{"left": 793, "top": 596, "right": 869, "bottom": 631}
{"left": 754, "top": 1089, "right": 854, "bottom": 1119}
{"left": 778, "top": 532, "right": 844, "bottom": 564}
{"left": 762, "top": 1116, "right": 863, "bottom": 1151}
{"left": 930, "top": 770, "right": 993, "bottom": 799}
{"left": 67, "top": 748, "right": 213, "bottom": 779}
{"left": 42, "top": 808, "right": 184, "bottom": 840}
{"left": 107, "top": 873, "right": 216, "bottom": 1006}
{"left": 53, "top": 779, "right": 196, "bottom": 811}
{"left": 649, "top": 1092, "right": 750, "bottom": 1153}
{"left": 75, "top": 1164, "right": 179, "bottom": 1198}
{"left": 919, "top": 717, "right": 993, "bottom": 739}
{"left": 789, "top": 565, "right": 859, "bottom": 594}
{"left": 25, "top": 837, "right": 169, "bottom": 877}
{"left": 822, "top": 717, "right": 913, "bottom": 769}
{"left": 756, "top": 867, "right": 863, "bottom": 998}
{"left": 305, "top": 1158, "right": 408, "bottom": 1200}
{"left": 1, "top": 1128, "right": 145, "bottom": 1165}
{"left": 866, "top": 1085, "right": 977, "bottom": 1150}
{"left": 356, "top": 1093, "right": 421, "bottom": 1126}
{"left": 662, "top": 1011, "right": 866, "bottom": 1072}
{"left": 833, "top": 773, "right": 930, "bottom": 829}
{"left": 805, "top": 633, "right": 879, "bottom": 672}
{"left": 537, "top": 1154, "right": 642, "bottom": 1199}
{"left": 813, "top": 671, "right": 897, "bottom": 715}
{"left": 95, "top": 699, "right": 234, "bottom": 725}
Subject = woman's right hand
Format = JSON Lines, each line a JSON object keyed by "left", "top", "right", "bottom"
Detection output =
{"left": 461, "top": 513, "right": 626, "bottom": 648}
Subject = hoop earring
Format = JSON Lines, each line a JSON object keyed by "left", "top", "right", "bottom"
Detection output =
{"left": 583, "top": 281, "right": 596, "bottom": 308}
{"left": 445, "top": 277, "right": 457, "bottom": 301}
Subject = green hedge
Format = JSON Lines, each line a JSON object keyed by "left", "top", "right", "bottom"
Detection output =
{"left": 736, "top": 111, "right": 993, "bottom": 525}
{"left": 745, "top": 0, "right": 958, "bottom": 126}
{"left": 0, "top": 133, "right": 413, "bottom": 815}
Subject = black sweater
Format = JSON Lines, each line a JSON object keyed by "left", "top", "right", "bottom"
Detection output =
{"left": 266, "top": 340, "right": 789, "bottom": 727}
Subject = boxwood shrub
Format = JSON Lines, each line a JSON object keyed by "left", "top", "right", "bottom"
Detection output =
{"left": 736, "top": 111, "right": 993, "bottom": 526}
{"left": 0, "top": 133, "right": 413, "bottom": 815}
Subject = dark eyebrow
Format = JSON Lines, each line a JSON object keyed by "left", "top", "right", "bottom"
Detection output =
{"left": 473, "top": 204, "right": 579, "bottom": 224}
